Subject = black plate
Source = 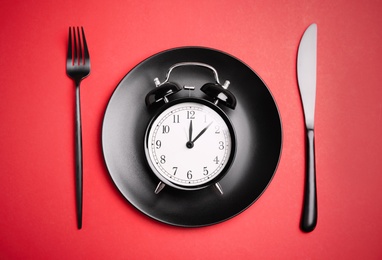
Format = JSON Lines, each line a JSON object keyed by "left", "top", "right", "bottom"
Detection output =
{"left": 102, "top": 47, "right": 282, "bottom": 227}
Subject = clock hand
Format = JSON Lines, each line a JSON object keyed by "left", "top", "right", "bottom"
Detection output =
{"left": 186, "top": 120, "right": 194, "bottom": 148}
{"left": 191, "top": 122, "right": 213, "bottom": 144}
{"left": 189, "top": 120, "right": 193, "bottom": 143}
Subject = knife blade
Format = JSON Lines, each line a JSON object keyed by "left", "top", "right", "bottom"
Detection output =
{"left": 297, "top": 23, "right": 317, "bottom": 232}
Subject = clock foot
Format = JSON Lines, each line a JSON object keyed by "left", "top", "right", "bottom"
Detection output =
{"left": 214, "top": 182, "right": 224, "bottom": 195}
{"left": 154, "top": 181, "right": 166, "bottom": 194}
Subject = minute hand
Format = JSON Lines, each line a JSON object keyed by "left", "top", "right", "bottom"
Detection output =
{"left": 191, "top": 122, "right": 213, "bottom": 143}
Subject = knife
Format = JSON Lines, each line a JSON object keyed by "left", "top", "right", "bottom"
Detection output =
{"left": 297, "top": 23, "right": 317, "bottom": 232}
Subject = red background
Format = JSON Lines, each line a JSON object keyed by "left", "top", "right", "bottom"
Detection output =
{"left": 1, "top": 0, "right": 382, "bottom": 259}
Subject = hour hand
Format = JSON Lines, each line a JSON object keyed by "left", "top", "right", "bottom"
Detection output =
{"left": 192, "top": 122, "right": 213, "bottom": 143}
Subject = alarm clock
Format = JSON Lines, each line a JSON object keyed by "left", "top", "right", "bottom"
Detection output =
{"left": 144, "top": 62, "right": 237, "bottom": 194}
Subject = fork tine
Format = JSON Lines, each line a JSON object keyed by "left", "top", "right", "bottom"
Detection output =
{"left": 76, "top": 27, "right": 83, "bottom": 65}
{"left": 81, "top": 27, "right": 90, "bottom": 64}
{"left": 67, "top": 27, "right": 73, "bottom": 66}
{"left": 73, "top": 27, "right": 78, "bottom": 65}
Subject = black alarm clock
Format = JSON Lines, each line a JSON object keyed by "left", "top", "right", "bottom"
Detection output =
{"left": 143, "top": 62, "right": 237, "bottom": 194}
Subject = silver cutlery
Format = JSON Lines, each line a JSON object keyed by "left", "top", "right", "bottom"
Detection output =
{"left": 66, "top": 26, "right": 91, "bottom": 229}
{"left": 297, "top": 23, "right": 317, "bottom": 232}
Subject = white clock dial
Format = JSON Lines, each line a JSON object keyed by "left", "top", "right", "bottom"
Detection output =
{"left": 144, "top": 99, "right": 235, "bottom": 190}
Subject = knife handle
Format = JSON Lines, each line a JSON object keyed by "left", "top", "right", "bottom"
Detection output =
{"left": 301, "top": 129, "right": 317, "bottom": 232}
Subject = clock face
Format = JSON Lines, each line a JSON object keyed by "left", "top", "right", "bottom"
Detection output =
{"left": 144, "top": 99, "right": 235, "bottom": 190}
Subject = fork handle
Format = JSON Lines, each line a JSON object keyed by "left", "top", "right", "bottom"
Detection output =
{"left": 75, "top": 84, "right": 83, "bottom": 229}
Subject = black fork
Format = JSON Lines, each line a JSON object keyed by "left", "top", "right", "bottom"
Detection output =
{"left": 66, "top": 26, "right": 90, "bottom": 229}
